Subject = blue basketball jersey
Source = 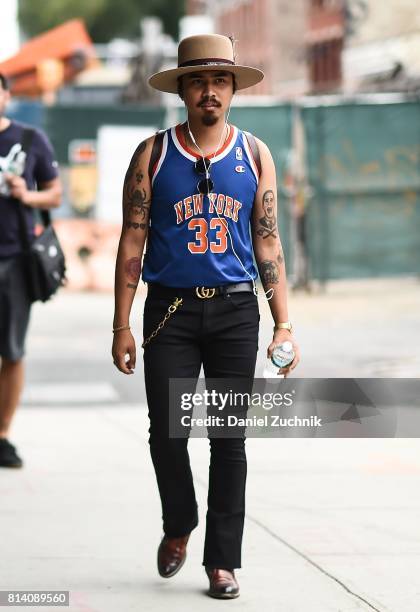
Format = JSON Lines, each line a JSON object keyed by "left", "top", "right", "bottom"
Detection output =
{"left": 142, "top": 123, "right": 259, "bottom": 288}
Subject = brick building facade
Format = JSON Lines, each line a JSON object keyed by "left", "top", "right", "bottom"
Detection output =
{"left": 186, "top": 0, "right": 345, "bottom": 96}
{"left": 306, "top": 0, "right": 344, "bottom": 92}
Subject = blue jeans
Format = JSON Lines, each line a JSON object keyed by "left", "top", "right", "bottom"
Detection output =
{"left": 143, "top": 288, "right": 259, "bottom": 570}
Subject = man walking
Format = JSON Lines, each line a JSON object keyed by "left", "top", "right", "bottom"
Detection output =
{"left": 112, "top": 34, "right": 300, "bottom": 598}
{"left": 0, "top": 73, "right": 61, "bottom": 468}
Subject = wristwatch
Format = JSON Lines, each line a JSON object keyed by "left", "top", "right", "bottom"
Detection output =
{"left": 273, "top": 321, "right": 293, "bottom": 332}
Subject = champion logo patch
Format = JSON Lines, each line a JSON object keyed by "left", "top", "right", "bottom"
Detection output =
{"left": 235, "top": 147, "right": 243, "bottom": 160}
{"left": 235, "top": 165, "right": 245, "bottom": 173}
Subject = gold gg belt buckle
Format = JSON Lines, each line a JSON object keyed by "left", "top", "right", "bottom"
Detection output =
{"left": 195, "top": 286, "right": 216, "bottom": 299}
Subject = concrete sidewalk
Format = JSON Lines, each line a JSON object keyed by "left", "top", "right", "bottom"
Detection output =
{"left": 2, "top": 405, "right": 420, "bottom": 611}
{"left": 1, "top": 278, "right": 420, "bottom": 611}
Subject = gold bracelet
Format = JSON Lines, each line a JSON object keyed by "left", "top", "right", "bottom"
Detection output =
{"left": 113, "top": 325, "right": 131, "bottom": 333}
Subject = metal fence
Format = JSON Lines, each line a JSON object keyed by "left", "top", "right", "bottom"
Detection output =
{"left": 301, "top": 95, "right": 420, "bottom": 281}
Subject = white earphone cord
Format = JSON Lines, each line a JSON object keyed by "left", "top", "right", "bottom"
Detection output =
{"left": 187, "top": 107, "right": 273, "bottom": 300}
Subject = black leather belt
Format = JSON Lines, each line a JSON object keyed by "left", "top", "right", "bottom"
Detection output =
{"left": 148, "top": 281, "right": 255, "bottom": 299}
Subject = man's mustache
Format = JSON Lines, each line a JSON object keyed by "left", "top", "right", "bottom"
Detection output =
{"left": 198, "top": 98, "right": 221, "bottom": 107}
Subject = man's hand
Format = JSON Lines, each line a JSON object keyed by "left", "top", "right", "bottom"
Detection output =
{"left": 112, "top": 330, "right": 136, "bottom": 375}
{"left": 267, "top": 329, "right": 300, "bottom": 378}
{"left": 5, "top": 173, "right": 29, "bottom": 203}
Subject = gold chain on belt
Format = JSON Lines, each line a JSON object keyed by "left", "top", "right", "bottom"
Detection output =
{"left": 142, "top": 297, "right": 183, "bottom": 348}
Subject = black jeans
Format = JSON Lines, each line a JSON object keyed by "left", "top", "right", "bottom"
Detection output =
{"left": 142, "top": 289, "right": 259, "bottom": 570}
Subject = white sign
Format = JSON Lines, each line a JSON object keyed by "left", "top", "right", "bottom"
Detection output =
{"left": 96, "top": 125, "right": 157, "bottom": 223}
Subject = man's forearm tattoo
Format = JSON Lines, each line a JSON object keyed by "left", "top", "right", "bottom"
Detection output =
{"left": 257, "top": 189, "right": 278, "bottom": 239}
{"left": 125, "top": 257, "right": 141, "bottom": 289}
{"left": 258, "top": 247, "right": 284, "bottom": 286}
{"left": 123, "top": 141, "right": 151, "bottom": 224}
{"left": 259, "top": 260, "right": 279, "bottom": 285}
{"left": 125, "top": 221, "right": 146, "bottom": 230}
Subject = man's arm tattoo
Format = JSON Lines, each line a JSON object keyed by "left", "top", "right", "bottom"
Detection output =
{"left": 125, "top": 221, "right": 146, "bottom": 230}
{"left": 259, "top": 260, "right": 279, "bottom": 285}
{"left": 256, "top": 189, "right": 278, "bottom": 239}
{"left": 125, "top": 257, "right": 141, "bottom": 289}
{"left": 124, "top": 141, "right": 146, "bottom": 184}
{"left": 123, "top": 141, "right": 151, "bottom": 223}
{"left": 124, "top": 183, "right": 151, "bottom": 220}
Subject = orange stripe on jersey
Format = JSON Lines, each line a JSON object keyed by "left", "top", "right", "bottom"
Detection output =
{"left": 175, "top": 123, "right": 234, "bottom": 160}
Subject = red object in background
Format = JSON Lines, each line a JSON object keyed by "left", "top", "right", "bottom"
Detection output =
{"left": 0, "top": 19, "right": 97, "bottom": 97}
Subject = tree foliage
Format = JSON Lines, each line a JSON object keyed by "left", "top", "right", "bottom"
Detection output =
{"left": 18, "top": 0, "right": 185, "bottom": 42}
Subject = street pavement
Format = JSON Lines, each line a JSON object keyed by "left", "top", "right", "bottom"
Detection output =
{"left": 1, "top": 277, "right": 420, "bottom": 611}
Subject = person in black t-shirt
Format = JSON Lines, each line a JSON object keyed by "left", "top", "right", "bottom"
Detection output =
{"left": 0, "top": 72, "right": 62, "bottom": 468}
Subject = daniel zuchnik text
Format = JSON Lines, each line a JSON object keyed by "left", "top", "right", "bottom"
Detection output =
{"left": 180, "top": 415, "right": 323, "bottom": 428}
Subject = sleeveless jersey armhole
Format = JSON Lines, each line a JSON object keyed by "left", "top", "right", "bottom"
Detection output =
{"left": 149, "top": 130, "right": 168, "bottom": 187}
{"left": 242, "top": 130, "right": 261, "bottom": 185}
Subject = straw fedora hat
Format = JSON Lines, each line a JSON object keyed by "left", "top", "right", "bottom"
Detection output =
{"left": 149, "top": 34, "right": 264, "bottom": 93}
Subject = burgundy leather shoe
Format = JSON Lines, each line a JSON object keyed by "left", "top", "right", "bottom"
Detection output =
{"left": 157, "top": 533, "right": 190, "bottom": 578}
{"left": 205, "top": 567, "right": 240, "bottom": 599}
